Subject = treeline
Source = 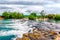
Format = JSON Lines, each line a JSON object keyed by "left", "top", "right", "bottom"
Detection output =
{"left": 2, "top": 11, "right": 60, "bottom": 20}
{"left": 2, "top": 12, "right": 39, "bottom": 20}
{"left": 2, "top": 12, "right": 24, "bottom": 19}
{"left": 45, "top": 14, "right": 60, "bottom": 20}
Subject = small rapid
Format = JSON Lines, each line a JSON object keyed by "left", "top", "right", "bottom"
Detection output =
{"left": 0, "top": 19, "right": 60, "bottom": 40}
{"left": 0, "top": 19, "right": 32, "bottom": 40}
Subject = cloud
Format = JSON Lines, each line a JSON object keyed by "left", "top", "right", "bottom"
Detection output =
{"left": 0, "top": 0, "right": 60, "bottom": 14}
{"left": 0, "top": 0, "right": 55, "bottom": 5}
{"left": 44, "top": 3, "right": 60, "bottom": 8}
{"left": 43, "top": 3, "right": 60, "bottom": 14}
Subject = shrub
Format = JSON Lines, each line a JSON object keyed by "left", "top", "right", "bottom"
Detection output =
{"left": 46, "top": 14, "right": 55, "bottom": 19}
{"left": 17, "top": 13, "right": 24, "bottom": 19}
{"left": 10, "top": 12, "right": 17, "bottom": 19}
{"left": 28, "top": 12, "right": 37, "bottom": 20}
{"left": 2, "top": 12, "right": 10, "bottom": 19}
{"left": 28, "top": 15, "right": 36, "bottom": 20}
{"left": 30, "top": 12, "right": 37, "bottom": 17}
{"left": 55, "top": 14, "right": 60, "bottom": 20}
{"left": 2, "top": 12, "right": 24, "bottom": 19}
{"left": 37, "top": 15, "right": 42, "bottom": 19}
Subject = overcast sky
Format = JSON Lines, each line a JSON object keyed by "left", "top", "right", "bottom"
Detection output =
{"left": 0, "top": 0, "right": 60, "bottom": 14}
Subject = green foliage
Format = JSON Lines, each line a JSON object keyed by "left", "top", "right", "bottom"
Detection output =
{"left": 30, "top": 12, "right": 37, "bottom": 17}
{"left": 54, "top": 14, "right": 60, "bottom": 20}
{"left": 28, "top": 15, "right": 36, "bottom": 20}
{"left": 24, "top": 15, "right": 28, "bottom": 18}
{"left": 2, "top": 12, "right": 24, "bottom": 19}
{"left": 3, "top": 11, "right": 60, "bottom": 20}
{"left": 28, "top": 12, "right": 37, "bottom": 20}
{"left": 46, "top": 14, "right": 55, "bottom": 19}
{"left": 2, "top": 12, "right": 10, "bottom": 19}
{"left": 17, "top": 13, "right": 24, "bottom": 19}
{"left": 37, "top": 15, "right": 42, "bottom": 19}
{"left": 10, "top": 12, "right": 17, "bottom": 19}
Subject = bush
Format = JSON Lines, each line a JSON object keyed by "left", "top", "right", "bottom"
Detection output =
{"left": 2, "top": 12, "right": 10, "bottom": 19}
{"left": 28, "top": 15, "right": 36, "bottom": 20}
{"left": 28, "top": 12, "right": 37, "bottom": 20}
{"left": 2, "top": 12, "right": 24, "bottom": 19}
{"left": 17, "top": 13, "right": 24, "bottom": 19}
{"left": 37, "top": 15, "right": 42, "bottom": 19}
{"left": 55, "top": 14, "right": 60, "bottom": 20}
{"left": 30, "top": 12, "right": 37, "bottom": 17}
{"left": 45, "top": 14, "right": 55, "bottom": 19}
{"left": 10, "top": 12, "right": 17, "bottom": 19}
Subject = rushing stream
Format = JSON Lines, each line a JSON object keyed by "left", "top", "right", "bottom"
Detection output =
{"left": 0, "top": 19, "right": 60, "bottom": 40}
{"left": 0, "top": 19, "right": 32, "bottom": 40}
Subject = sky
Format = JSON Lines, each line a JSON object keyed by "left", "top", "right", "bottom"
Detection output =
{"left": 0, "top": 0, "right": 60, "bottom": 15}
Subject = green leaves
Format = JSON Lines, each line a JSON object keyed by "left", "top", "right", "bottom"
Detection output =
{"left": 28, "top": 15, "right": 36, "bottom": 20}
{"left": 2, "top": 11, "right": 45, "bottom": 20}
{"left": 30, "top": 12, "right": 37, "bottom": 17}
{"left": 17, "top": 13, "right": 24, "bottom": 19}
{"left": 55, "top": 14, "right": 60, "bottom": 20}
{"left": 2, "top": 12, "right": 10, "bottom": 19}
{"left": 45, "top": 14, "right": 55, "bottom": 19}
{"left": 28, "top": 12, "right": 37, "bottom": 20}
{"left": 45, "top": 14, "right": 60, "bottom": 20}
{"left": 2, "top": 12, "right": 24, "bottom": 19}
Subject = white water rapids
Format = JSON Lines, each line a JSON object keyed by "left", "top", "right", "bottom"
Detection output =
{"left": 0, "top": 19, "right": 60, "bottom": 40}
{"left": 0, "top": 19, "right": 33, "bottom": 38}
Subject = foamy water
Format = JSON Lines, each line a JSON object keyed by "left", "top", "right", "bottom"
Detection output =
{"left": 0, "top": 19, "right": 33, "bottom": 40}
{"left": 0, "top": 19, "right": 60, "bottom": 40}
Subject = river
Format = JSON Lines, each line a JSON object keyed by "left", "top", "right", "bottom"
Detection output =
{"left": 0, "top": 19, "right": 33, "bottom": 40}
{"left": 0, "top": 19, "right": 60, "bottom": 40}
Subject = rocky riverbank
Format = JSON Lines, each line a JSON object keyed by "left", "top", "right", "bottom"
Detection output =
{"left": 16, "top": 28, "right": 58, "bottom": 40}
{"left": 15, "top": 21, "right": 60, "bottom": 40}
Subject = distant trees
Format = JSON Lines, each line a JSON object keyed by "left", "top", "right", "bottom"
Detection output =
{"left": 2, "top": 12, "right": 10, "bottom": 19}
{"left": 28, "top": 12, "right": 37, "bottom": 20}
{"left": 10, "top": 12, "right": 17, "bottom": 19}
{"left": 37, "top": 15, "right": 42, "bottom": 19}
{"left": 45, "top": 14, "right": 55, "bottom": 19}
{"left": 17, "top": 13, "right": 24, "bottom": 19}
{"left": 2, "top": 12, "right": 24, "bottom": 19}
{"left": 54, "top": 14, "right": 60, "bottom": 20}
{"left": 2, "top": 12, "right": 37, "bottom": 20}
{"left": 2, "top": 11, "right": 60, "bottom": 20}
{"left": 30, "top": 12, "right": 37, "bottom": 17}
{"left": 40, "top": 10, "right": 45, "bottom": 19}
{"left": 45, "top": 14, "right": 60, "bottom": 20}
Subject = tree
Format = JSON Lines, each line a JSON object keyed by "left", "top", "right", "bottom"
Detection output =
{"left": 28, "top": 15, "right": 36, "bottom": 20}
{"left": 30, "top": 12, "right": 37, "bottom": 17}
{"left": 2, "top": 12, "right": 10, "bottom": 19}
{"left": 40, "top": 10, "right": 45, "bottom": 21}
{"left": 10, "top": 12, "right": 17, "bottom": 19}
{"left": 28, "top": 12, "right": 37, "bottom": 20}
{"left": 40, "top": 10, "right": 45, "bottom": 19}
{"left": 55, "top": 14, "right": 60, "bottom": 20}
{"left": 46, "top": 14, "right": 55, "bottom": 19}
{"left": 37, "top": 15, "right": 42, "bottom": 19}
{"left": 17, "top": 13, "right": 24, "bottom": 19}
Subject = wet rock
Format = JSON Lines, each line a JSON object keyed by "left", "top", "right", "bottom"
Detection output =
{"left": 16, "top": 38, "right": 22, "bottom": 40}
{"left": 16, "top": 20, "right": 60, "bottom": 40}
{"left": 22, "top": 33, "right": 30, "bottom": 40}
